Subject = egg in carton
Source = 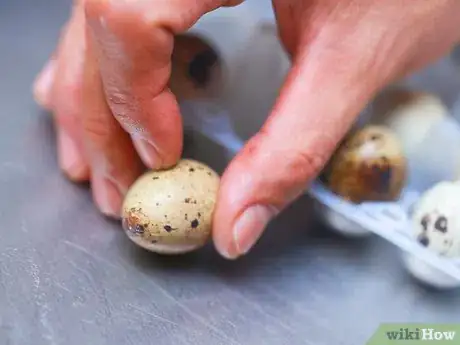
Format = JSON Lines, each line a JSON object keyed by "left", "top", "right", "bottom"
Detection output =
{"left": 311, "top": 87, "right": 460, "bottom": 287}
{"left": 167, "top": 5, "right": 255, "bottom": 145}
{"left": 317, "top": 88, "right": 460, "bottom": 236}
{"left": 169, "top": 2, "right": 290, "bottom": 164}
{"left": 403, "top": 181, "right": 460, "bottom": 289}
{"left": 171, "top": 2, "right": 290, "bottom": 144}
{"left": 316, "top": 125, "right": 408, "bottom": 237}
{"left": 310, "top": 92, "right": 460, "bottom": 288}
{"left": 370, "top": 88, "right": 453, "bottom": 190}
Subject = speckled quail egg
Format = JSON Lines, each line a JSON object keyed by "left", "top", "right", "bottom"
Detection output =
{"left": 411, "top": 181, "right": 460, "bottom": 258}
{"left": 371, "top": 88, "right": 448, "bottom": 160}
{"left": 169, "top": 34, "right": 223, "bottom": 101}
{"left": 121, "top": 159, "right": 220, "bottom": 254}
{"left": 325, "top": 125, "right": 407, "bottom": 203}
{"left": 403, "top": 181, "right": 460, "bottom": 289}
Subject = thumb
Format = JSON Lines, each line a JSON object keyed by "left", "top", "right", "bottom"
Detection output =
{"left": 212, "top": 37, "right": 391, "bottom": 259}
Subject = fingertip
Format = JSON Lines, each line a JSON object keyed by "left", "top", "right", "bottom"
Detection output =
{"left": 131, "top": 137, "right": 162, "bottom": 170}
{"left": 212, "top": 153, "right": 280, "bottom": 259}
{"left": 62, "top": 165, "right": 91, "bottom": 183}
{"left": 84, "top": 0, "right": 144, "bottom": 40}
{"left": 33, "top": 59, "right": 56, "bottom": 109}
{"left": 214, "top": 203, "right": 277, "bottom": 260}
{"left": 131, "top": 133, "right": 182, "bottom": 171}
{"left": 91, "top": 173, "right": 123, "bottom": 219}
{"left": 213, "top": 220, "right": 238, "bottom": 260}
{"left": 128, "top": 90, "right": 183, "bottom": 171}
{"left": 232, "top": 204, "right": 277, "bottom": 255}
{"left": 57, "top": 126, "right": 90, "bottom": 182}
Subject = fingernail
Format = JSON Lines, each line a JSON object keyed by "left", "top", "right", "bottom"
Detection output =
{"left": 132, "top": 137, "right": 162, "bottom": 169}
{"left": 92, "top": 173, "right": 123, "bottom": 219}
{"left": 231, "top": 205, "right": 277, "bottom": 258}
{"left": 57, "top": 127, "right": 88, "bottom": 180}
{"left": 33, "top": 59, "right": 56, "bottom": 108}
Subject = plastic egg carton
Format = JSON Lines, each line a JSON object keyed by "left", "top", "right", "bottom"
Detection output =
{"left": 177, "top": 1, "right": 460, "bottom": 289}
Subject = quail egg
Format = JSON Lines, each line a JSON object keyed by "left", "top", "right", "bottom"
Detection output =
{"left": 325, "top": 125, "right": 407, "bottom": 203}
{"left": 403, "top": 181, "right": 460, "bottom": 288}
{"left": 121, "top": 159, "right": 220, "bottom": 254}
{"left": 411, "top": 181, "right": 460, "bottom": 258}
{"left": 169, "top": 34, "right": 223, "bottom": 101}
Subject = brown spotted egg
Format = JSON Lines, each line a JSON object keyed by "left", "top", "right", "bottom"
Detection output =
{"left": 325, "top": 125, "right": 407, "bottom": 203}
{"left": 121, "top": 159, "right": 220, "bottom": 254}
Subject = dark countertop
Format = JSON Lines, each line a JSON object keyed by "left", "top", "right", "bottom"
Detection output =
{"left": 1, "top": 1, "right": 459, "bottom": 344}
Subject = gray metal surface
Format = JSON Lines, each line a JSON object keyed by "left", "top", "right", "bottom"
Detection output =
{"left": 1, "top": 1, "right": 459, "bottom": 345}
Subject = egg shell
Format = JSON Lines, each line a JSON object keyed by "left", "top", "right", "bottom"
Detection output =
{"left": 169, "top": 35, "right": 223, "bottom": 101}
{"left": 121, "top": 159, "right": 220, "bottom": 254}
{"left": 411, "top": 181, "right": 460, "bottom": 258}
{"left": 371, "top": 88, "right": 448, "bottom": 158}
{"left": 325, "top": 125, "right": 407, "bottom": 203}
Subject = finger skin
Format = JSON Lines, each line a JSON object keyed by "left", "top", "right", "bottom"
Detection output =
{"left": 33, "top": 57, "right": 57, "bottom": 110}
{"left": 81, "top": 24, "right": 144, "bottom": 218}
{"left": 213, "top": 0, "right": 460, "bottom": 259}
{"left": 49, "top": 2, "right": 91, "bottom": 182}
{"left": 83, "top": 0, "right": 243, "bottom": 169}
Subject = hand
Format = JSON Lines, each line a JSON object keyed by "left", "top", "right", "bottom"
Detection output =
{"left": 211, "top": 0, "right": 460, "bottom": 258}
{"left": 33, "top": 0, "right": 242, "bottom": 217}
{"left": 33, "top": 0, "right": 459, "bottom": 260}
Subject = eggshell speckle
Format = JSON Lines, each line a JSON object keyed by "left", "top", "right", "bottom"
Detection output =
{"left": 121, "top": 159, "right": 220, "bottom": 254}
{"left": 325, "top": 125, "right": 407, "bottom": 203}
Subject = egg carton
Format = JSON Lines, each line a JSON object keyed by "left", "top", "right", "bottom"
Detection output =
{"left": 177, "top": 1, "right": 460, "bottom": 289}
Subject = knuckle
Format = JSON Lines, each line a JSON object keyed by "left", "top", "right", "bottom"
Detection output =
{"left": 106, "top": 91, "right": 144, "bottom": 135}
{"left": 258, "top": 128, "right": 328, "bottom": 179}
{"left": 291, "top": 149, "right": 327, "bottom": 179}
{"left": 106, "top": 90, "right": 131, "bottom": 113}
{"left": 84, "top": 0, "right": 195, "bottom": 35}
{"left": 83, "top": 0, "right": 107, "bottom": 20}
{"left": 136, "top": 1, "right": 187, "bottom": 31}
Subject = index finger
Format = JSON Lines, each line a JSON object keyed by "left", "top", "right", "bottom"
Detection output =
{"left": 84, "top": 0, "right": 242, "bottom": 169}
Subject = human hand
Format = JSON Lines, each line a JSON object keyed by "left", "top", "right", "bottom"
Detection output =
{"left": 33, "top": 0, "right": 242, "bottom": 217}
{"left": 34, "top": 0, "right": 460, "bottom": 260}
{"left": 211, "top": 0, "right": 460, "bottom": 258}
